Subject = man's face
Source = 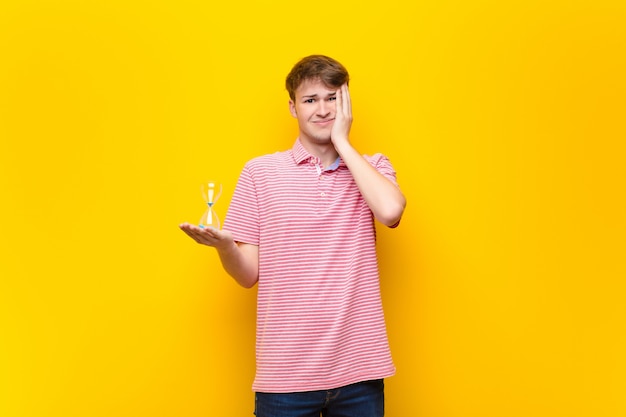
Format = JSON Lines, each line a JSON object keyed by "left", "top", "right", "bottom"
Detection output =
{"left": 289, "top": 78, "right": 337, "bottom": 144}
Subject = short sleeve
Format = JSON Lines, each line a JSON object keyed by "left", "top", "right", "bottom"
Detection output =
{"left": 223, "top": 164, "right": 261, "bottom": 245}
{"left": 366, "top": 153, "right": 400, "bottom": 188}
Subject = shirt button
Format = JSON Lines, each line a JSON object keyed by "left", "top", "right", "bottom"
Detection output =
{"left": 320, "top": 192, "right": 326, "bottom": 197}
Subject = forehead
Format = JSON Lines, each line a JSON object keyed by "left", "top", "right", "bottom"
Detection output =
{"left": 295, "top": 78, "right": 337, "bottom": 98}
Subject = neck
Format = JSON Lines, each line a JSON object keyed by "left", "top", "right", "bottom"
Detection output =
{"left": 298, "top": 138, "right": 339, "bottom": 168}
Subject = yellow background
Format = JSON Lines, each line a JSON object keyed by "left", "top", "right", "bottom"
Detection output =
{"left": 1, "top": 1, "right": 625, "bottom": 416}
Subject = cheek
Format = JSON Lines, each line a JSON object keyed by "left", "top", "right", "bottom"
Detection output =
{"left": 298, "top": 109, "right": 313, "bottom": 121}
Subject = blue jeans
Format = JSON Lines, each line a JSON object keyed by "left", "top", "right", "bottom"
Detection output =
{"left": 254, "top": 379, "right": 384, "bottom": 417}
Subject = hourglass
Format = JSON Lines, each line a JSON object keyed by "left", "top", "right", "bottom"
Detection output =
{"left": 200, "top": 181, "right": 222, "bottom": 229}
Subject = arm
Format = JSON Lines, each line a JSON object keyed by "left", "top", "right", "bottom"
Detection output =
{"left": 179, "top": 223, "right": 259, "bottom": 288}
{"left": 331, "top": 84, "right": 407, "bottom": 227}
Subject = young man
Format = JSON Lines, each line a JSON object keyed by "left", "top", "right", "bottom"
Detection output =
{"left": 180, "top": 55, "right": 406, "bottom": 417}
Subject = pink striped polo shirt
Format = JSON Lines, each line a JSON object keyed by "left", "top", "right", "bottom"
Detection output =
{"left": 223, "top": 138, "right": 399, "bottom": 393}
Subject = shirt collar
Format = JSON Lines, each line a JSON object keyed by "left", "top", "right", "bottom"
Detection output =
{"left": 292, "top": 138, "right": 315, "bottom": 165}
{"left": 291, "top": 138, "right": 346, "bottom": 170}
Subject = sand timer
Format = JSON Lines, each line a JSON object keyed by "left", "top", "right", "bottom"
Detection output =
{"left": 200, "top": 181, "right": 222, "bottom": 229}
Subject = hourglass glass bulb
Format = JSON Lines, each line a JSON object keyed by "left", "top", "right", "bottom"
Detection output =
{"left": 200, "top": 181, "right": 222, "bottom": 229}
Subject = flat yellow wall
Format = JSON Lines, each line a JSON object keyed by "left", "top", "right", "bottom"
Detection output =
{"left": 1, "top": 1, "right": 625, "bottom": 416}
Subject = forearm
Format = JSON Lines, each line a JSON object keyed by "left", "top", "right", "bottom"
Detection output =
{"left": 216, "top": 241, "right": 259, "bottom": 288}
{"left": 330, "top": 84, "right": 405, "bottom": 227}
{"left": 335, "top": 142, "right": 406, "bottom": 227}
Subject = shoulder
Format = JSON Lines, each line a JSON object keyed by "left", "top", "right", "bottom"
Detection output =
{"left": 239, "top": 150, "right": 296, "bottom": 183}
{"left": 363, "top": 153, "right": 399, "bottom": 184}
{"left": 244, "top": 149, "right": 293, "bottom": 170}
{"left": 363, "top": 153, "right": 394, "bottom": 169}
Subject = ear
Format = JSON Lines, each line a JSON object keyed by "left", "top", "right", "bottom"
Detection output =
{"left": 289, "top": 100, "right": 297, "bottom": 118}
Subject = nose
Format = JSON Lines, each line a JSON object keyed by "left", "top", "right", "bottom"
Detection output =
{"left": 316, "top": 100, "right": 331, "bottom": 117}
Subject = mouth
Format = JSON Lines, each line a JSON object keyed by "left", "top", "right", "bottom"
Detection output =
{"left": 313, "top": 118, "right": 334, "bottom": 126}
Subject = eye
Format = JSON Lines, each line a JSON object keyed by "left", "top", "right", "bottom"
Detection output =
{"left": 328, "top": 96, "right": 336, "bottom": 101}
{"left": 304, "top": 98, "right": 315, "bottom": 104}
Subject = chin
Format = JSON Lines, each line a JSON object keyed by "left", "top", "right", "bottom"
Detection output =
{"left": 311, "top": 133, "right": 333, "bottom": 142}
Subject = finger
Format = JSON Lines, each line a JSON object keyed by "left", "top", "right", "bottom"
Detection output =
{"left": 180, "top": 224, "right": 215, "bottom": 244}
{"left": 342, "top": 83, "right": 351, "bottom": 116}
{"left": 179, "top": 223, "right": 197, "bottom": 236}
{"left": 181, "top": 228, "right": 204, "bottom": 243}
{"left": 335, "top": 85, "right": 343, "bottom": 116}
{"left": 203, "top": 227, "right": 220, "bottom": 239}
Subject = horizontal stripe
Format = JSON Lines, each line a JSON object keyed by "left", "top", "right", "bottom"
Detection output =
{"left": 223, "top": 139, "right": 399, "bottom": 393}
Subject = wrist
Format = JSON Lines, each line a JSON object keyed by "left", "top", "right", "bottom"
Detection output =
{"left": 334, "top": 139, "right": 356, "bottom": 158}
{"left": 332, "top": 137, "right": 352, "bottom": 153}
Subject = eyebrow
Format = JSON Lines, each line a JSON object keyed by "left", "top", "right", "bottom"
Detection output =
{"left": 301, "top": 92, "right": 337, "bottom": 99}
